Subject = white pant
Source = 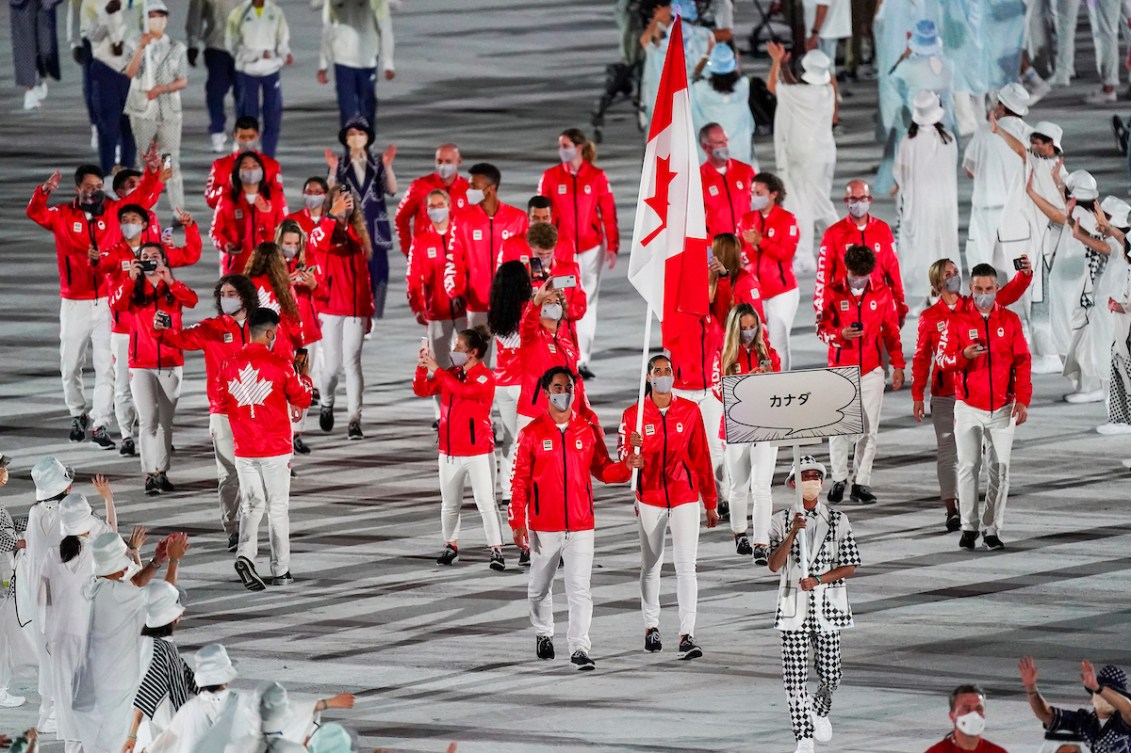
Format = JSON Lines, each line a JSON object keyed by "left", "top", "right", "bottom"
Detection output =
{"left": 1054, "top": 0, "right": 1122, "bottom": 85}
{"left": 0, "top": 593, "right": 35, "bottom": 691}
{"left": 129, "top": 114, "right": 184, "bottom": 213}
{"left": 763, "top": 288, "right": 800, "bottom": 372}
{"left": 209, "top": 413, "right": 240, "bottom": 535}
{"left": 575, "top": 245, "right": 605, "bottom": 365}
{"left": 129, "top": 367, "right": 181, "bottom": 475}
{"left": 236, "top": 453, "right": 292, "bottom": 577}
{"left": 320, "top": 314, "right": 365, "bottom": 423}
{"left": 725, "top": 442, "right": 779, "bottom": 541}
{"left": 672, "top": 387, "right": 729, "bottom": 502}
{"left": 59, "top": 298, "right": 113, "bottom": 428}
{"left": 828, "top": 368, "right": 885, "bottom": 486}
{"left": 438, "top": 453, "right": 502, "bottom": 547}
{"left": 965, "top": 205, "right": 1003, "bottom": 273}
{"left": 110, "top": 332, "right": 136, "bottom": 440}
{"left": 638, "top": 503, "right": 701, "bottom": 636}
{"left": 494, "top": 384, "right": 521, "bottom": 501}
{"left": 930, "top": 396, "right": 958, "bottom": 501}
{"left": 528, "top": 529, "right": 595, "bottom": 654}
{"left": 954, "top": 401, "right": 1016, "bottom": 536}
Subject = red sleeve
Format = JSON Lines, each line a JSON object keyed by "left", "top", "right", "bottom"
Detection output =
{"left": 519, "top": 301, "right": 541, "bottom": 346}
{"left": 394, "top": 181, "right": 422, "bottom": 255}
{"left": 132, "top": 168, "right": 164, "bottom": 210}
{"left": 813, "top": 227, "right": 835, "bottom": 317}
{"left": 412, "top": 366, "right": 441, "bottom": 397}
{"left": 26, "top": 186, "right": 56, "bottom": 229}
{"left": 734, "top": 273, "right": 766, "bottom": 321}
{"left": 911, "top": 313, "right": 934, "bottom": 401}
{"left": 405, "top": 241, "right": 425, "bottom": 314}
{"left": 283, "top": 365, "right": 314, "bottom": 409}
{"left": 110, "top": 279, "right": 133, "bottom": 312}
{"left": 881, "top": 240, "right": 908, "bottom": 322}
{"left": 597, "top": 172, "right": 619, "bottom": 253}
{"left": 211, "top": 203, "right": 236, "bottom": 251}
{"left": 935, "top": 318, "right": 967, "bottom": 373}
{"left": 167, "top": 224, "right": 203, "bottom": 267}
{"left": 711, "top": 275, "right": 735, "bottom": 324}
{"left": 881, "top": 289, "right": 905, "bottom": 369}
{"left": 1011, "top": 319, "right": 1033, "bottom": 405}
{"left": 536, "top": 169, "right": 549, "bottom": 201}
{"left": 564, "top": 268, "right": 588, "bottom": 321}
{"left": 759, "top": 210, "right": 800, "bottom": 262}
{"left": 766, "top": 342, "right": 782, "bottom": 372}
{"left": 507, "top": 427, "right": 536, "bottom": 530}
{"left": 687, "top": 406, "right": 718, "bottom": 509}
{"left": 816, "top": 297, "right": 846, "bottom": 349}
{"left": 616, "top": 405, "right": 635, "bottom": 462}
{"left": 168, "top": 280, "right": 199, "bottom": 308}
{"left": 443, "top": 223, "right": 467, "bottom": 299}
{"left": 205, "top": 160, "right": 224, "bottom": 209}
{"left": 433, "top": 367, "right": 495, "bottom": 402}
{"left": 998, "top": 270, "right": 1032, "bottom": 306}
{"left": 590, "top": 436, "right": 631, "bottom": 484}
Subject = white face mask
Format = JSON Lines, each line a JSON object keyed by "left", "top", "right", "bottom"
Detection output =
{"left": 449, "top": 350, "right": 469, "bottom": 368}
{"left": 465, "top": 188, "right": 485, "bottom": 206}
{"left": 540, "top": 302, "right": 563, "bottom": 321}
{"left": 651, "top": 375, "right": 674, "bottom": 394}
{"left": 955, "top": 712, "right": 985, "bottom": 737}
{"left": 427, "top": 207, "right": 449, "bottom": 225}
{"left": 847, "top": 199, "right": 872, "bottom": 219}
{"left": 281, "top": 244, "right": 299, "bottom": 260}
{"left": 304, "top": 194, "right": 325, "bottom": 211}
{"left": 436, "top": 163, "right": 458, "bottom": 180}
{"left": 801, "top": 479, "right": 823, "bottom": 501}
{"left": 220, "top": 297, "right": 242, "bottom": 316}
{"left": 548, "top": 391, "right": 573, "bottom": 412}
{"left": 148, "top": 15, "right": 167, "bottom": 34}
{"left": 559, "top": 146, "right": 578, "bottom": 163}
{"left": 121, "top": 223, "right": 143, "bottom": 240}
{"left": 750, "top": 194, "right": 770, "bottom": 211}
{"left": 710, "top": 146, "right": 729, "bottom": 162}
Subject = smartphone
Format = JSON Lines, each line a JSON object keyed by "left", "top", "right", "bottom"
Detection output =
{"left": 529, "top": 257, "right": 544, "bottom": 279}
{"left": 419, "top": 336, "right": 431, "bottom": 353}
{"left": 850, "top": 322, "right": 863, "bottom": 331}
{"left": 154, "top": 311, "right": 172, "bottom": 328}
{"left": 162, "top": 153, "right": 172, "bottom": 170}
{"left": 1012, "top": 257, "right": 1027, "bottom": 271}
{"left": 552, "top": 274, "right": 577, "bottom": 289}
{"left": 140, "top": 259, "right": 159, "bottom": 273}
{"left": 293, "top": 347, "right": 309, "bottom": 373}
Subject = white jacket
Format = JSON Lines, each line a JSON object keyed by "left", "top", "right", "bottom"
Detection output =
{"left": 81, "top": 0, "right": 142, "bottom": 71}
{"left": 319, "top": 0, "right": 394, "bottom": 72}
{"left": 225, "top": 0, "right": 290, "bottom": 77}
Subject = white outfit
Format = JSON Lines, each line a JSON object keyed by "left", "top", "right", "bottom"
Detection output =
{"left": 147, "top": 689, "right": 257, "bottom": 753}
{"left": 894, "top": 127, "right": 959, "bottom": 308}
{"left": 1057, "top": 216, "right": 1112, "bottom": 392}
{"left": 672, "top": 387, "right": 729, "bottom": 502}
{"left": 691, "top": 77, "right": 756, "bottom": 166}
{"left": 438, "top": 453, "right": 502, "bottom": 547}
{"left": 209, "top": 413, "right": 241, "bottom": 535}
{"left": 962, "top": 116, "right": 1032, "bottom": 272}
{"left": 130, "top": 366, "right": 182, "bottom": 475}
{"left": 60, "top": 297, "right": 114, "bottom": 429}
{"left": 320, "top": 313, "right": 365, "bottom": 424}
{"left": 640, "top": 21, "right": 713, "bottom": 125}
{"left": 954, "top": 401, "right": 1016, "bottom": 535}
{"left": 318, "top": 0, "right": 394, "bottom": 71}
{"left": 126, "top": 34, "right": 188, "bottom": 212}
{"left": 1053, "top": 0, "right": 1122, "bottom": 87}
{"left": 225, "top": 0, "right": 290, "bottom": 76}
{"left": 575, "top": 245, "right": 604, "bottom": 366}
{"left": 493, "top": 378, "right": 521, "bottom": 502}
{"left": 527, "top": 529, "right": 595, "bottom": 654}
{"left": 18, "top": 500, "right": 62, "bottom": 726}
{"left": 638, "top": 502, "right": 701, "bottom": 636}
{"left": 725, "top": 442, "right": 779, "bottom": 541}
{"left": 110, "top": 331, "right": 137, "bottom": 441}
{"left": 775, "top": 84, "right": 838, "bottom": 271}
{"left": 764, "top": 288, "right": 801, "bottom": 372}
{"left": 235, "top": 453, "right": 292, "bottom": 577}
{"left": 828, "top": 367, "right": 884, "bottom": 485}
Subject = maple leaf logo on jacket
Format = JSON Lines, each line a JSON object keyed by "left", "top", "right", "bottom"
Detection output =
{"left": 256, "top": 286, "right": 280, "bottom": 313}
{"left": 227, "top": 364, "right": 273, "bottom": 418}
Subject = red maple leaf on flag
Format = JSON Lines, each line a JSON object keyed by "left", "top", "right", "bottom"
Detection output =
{"left": 641, "top": 155, "right": 676, "bottom": 248}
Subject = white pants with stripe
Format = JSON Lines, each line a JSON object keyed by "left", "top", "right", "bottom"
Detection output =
{"left": 575, "top": 245, "right": 604, "bottom": 365}
{"left": 438, "top": 453, "right": 502, "bottom": 547}
{"left": 320, "top": 314, "right": 365, "bottom": 424}
{"left": 236, "top": 453, "right": 292, "bottom": 577}
{"left": 638, "top": 502, "right": 701, "bottom": 636}
{"left": 828, "top": 368, "right": 885, "bottom": 486}
{"left": 954, "top": 401, "right": 1016, "bottom": 536}
{"left": 725, "top": 442, "right": 779, "bottom": 542}
{"left": 494, "top": 384, "right": 521, "bottom": 501}
{"left": 209, "top": 413, "right": 240, "bottom": 535}
{"left": 528, "top": 529, "right": 595, "bottom": 654}
{"left": 59, "top": 298, "right": 113, "bottom": 429}
{"left": 110, "top": 332, "right": 136, "bottom": 441}
{"left": 128, "top": 367, "right": 181, "bottom": 475}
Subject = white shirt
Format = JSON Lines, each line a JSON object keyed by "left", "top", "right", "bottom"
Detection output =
{"left": 81, "top": 0, "right": 141, "bottom": 71}
{"left": 225, "top": 0, "right": 290, "bottom": 76}
{"left": 963, "top": 116, "right": 1033, "bottom": 208}
{"left": 803, "top": 0, "right": 851, "bottom": 40}
{"left": 319, "top": 0, "right": 394, "bottom": 72}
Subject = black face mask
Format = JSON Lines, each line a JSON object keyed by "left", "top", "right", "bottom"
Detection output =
{"left": 79, "top": 189, "right": 106, "bottom": 215}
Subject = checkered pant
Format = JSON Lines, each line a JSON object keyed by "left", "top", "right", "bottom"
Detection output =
{"left": 780, "top": 601, "right": 843, "bottom": 740}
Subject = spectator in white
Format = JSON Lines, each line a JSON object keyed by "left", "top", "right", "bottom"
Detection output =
{"left": 766, "top": 42, "right": 838, "bottom": 275}
{"left": 247, "top": 682, "right": 356, "bottom": 750}
{"left": 1019, "top": 657, "right": 1131, "bottom": 753}
{"left": 690, "top": 45, "right": 756, "bottom": 167}
{"left": 1098, "top": 220, "right": 1131, "bottom": 435}
{"left": 921, "top": 685, "right": 1008, "bottom": 753}
{"left": 124, "top": 1, "right": 188, "bottom": 214}
{"left": 225, "top": 0, "right": 291, "bottom": 158}
{"left": 221, "top": 308, "right": 313, "bottom": 591}
{"left": 962, "top": 83, "right": 1031, "bottom": 272}
{"left": 80, "top": 0, "right": 139, "bottom": 174}
{"left": 186, "top": 0, "right": 245, "bottom": 153}
{"left": 1049, "top": 0, "right": 1123, "bottom": 104}
{"left": 317, "top": 0, "right": 394, "bottom": 129}
{"left": 0, "top": 454, "right": 34, "bottom": 709}
{"left": 10, "top": 0, "right": 59, "bottom": 111}
{"left": 767, "top": 456, "right": 862, "bottom": 753}
{"left": 638, "top": 1, "right": 712, "bottom": 127}
{"left": 802, "top": 0, "right": 850, "bottom": 79}
{"left": 893, "top": 91, "right": 959, "bottom": 311}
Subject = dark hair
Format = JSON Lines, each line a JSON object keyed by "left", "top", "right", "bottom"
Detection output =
{"left": 213, "top": 274, "right": 258, "bottom": 317}
{"left": 527, "top": 195, "right": 553, "bottom": 212}
{"left": 141, "top": 622, "right": 176, "bottom": 638}
{"left": 561, "top": 128, "right": 597, "bottom": 163}
{"left": 249, "top": 307, "right": 281, "bottom": 337}
{"left": 60, "top": 535, "right": 82, "bottom": 563}
{"left": 698, "top": 122, "right": 722, "bottom": 144}
{"left": 487, "top": 261, "right": 532, "bottom": 338}
{"left": 230, "top": 151, "right": 270, "bottom": 202}
{"left": 468, "top": 162, "right": 501, "bottom": 189}
{"left": 112, "top": 169, "right": 143, "bottom": 194}
{"left": 526, "top": 223, "right": 558, "bottom": 250}
{"left": 132, "top": 243, "right": 175, "bottom": 307}
{"left": 709, "top": 71, "right": 741, "bottom": 93}
{"left": 75, "top": 164, "right": 103, "bottom": 185}
{"left": 970, "top": 263, "right": 998, "bottom": 281}
{"left": 234, "top": 115, "right": 260, "bottom": 133}
{"left": 200, "top": 684, "right": 227, "bottom": 693}
{"left": 540, "top": 366, "right": 576, "bottom": 391}
{"left": 949, "top": 684, "right": 986, "bottom": 711}
{"left": 459, "top": 326, "right": 491, "bottom": 361}
{"left": 844, "top": 244, "right": 876, "bottom": 276}
{"left": 45, "top": 490, "right": 69, "bottom": 503}
{"left": 907, "top": 122, "right": 953, "bottom": 144}
{"left": 117, "top": 203, "right": 150, "bottom": 224}
{"left": 302, "top": 176, "right": 329, "bottom": 194}
{"left": 752, "top": 172, "right": 786, "bottom": 204}
{"left": 643, "top": 353, "right": 672, "bottom": 396}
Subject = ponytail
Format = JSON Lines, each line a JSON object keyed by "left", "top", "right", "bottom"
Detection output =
{"left": 460, "top": 326, "right": 491, "bottom": 361}
{"left": 561, "top": 128, "right": 596, "bottom": 165}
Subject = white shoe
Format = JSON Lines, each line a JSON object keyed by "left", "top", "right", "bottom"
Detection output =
{"left": 1027, "top": 78, "right": 1052, "bottom": 106}
{"left": 1097, "top": 422, "right": 1131, "bottom": 435}
{"left": 210, "top": 132, "right": 227, "bottom": 153}
{"left": 34, "top": 80, "right": 48, "bottom": 101}
{"left": 1122, "top": 458, "right": 1131, "bottom": 470}
{"left": 811, "top": 712, "right": 832, "bottom": 742}
{"left": 38, "top": 711, "right": 57, "bottom": 733}
{"left": 91, "top": 125, "right": 99, "bottom": 150}
{"left": 1065, "top": 389, "right": 1105, "bottom": 404}
{"left": 1050, "top": 72, "right": 1072, "bottom": 87}
{"left": 793, "top": 739, "right": 816, "bottom": 753}
{"left": 23, "top": 90, "right": 40, "bottom": 110}
{"left": 1031, "top": 355, "right": 1063, "bottom": 375}
{"left": 1085, "top": 88, "right": 1118, "bottom": 105}
{"left": 0, "top": 688, "right": 26, "bottom": 707}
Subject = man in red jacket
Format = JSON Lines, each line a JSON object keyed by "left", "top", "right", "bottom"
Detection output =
{"left": 220, "top": 309, "right": 313, "bottom": 591}
{"left": 499, "top": 223, "right": 587, "bottom": 346}
{"left": 508, "top": 366, "right": 641, "bottom": 670}
{"left": 937, "top": 264, "right": 1032, "bottom": 552}
{"left": 394, "top": 143, "right": 469, "bottom": 254}
{"left": 816, "top": 245, "right": 905, "bottom": 505}
{"left": 699, "top": 123, "right": 756, "bottom": 239}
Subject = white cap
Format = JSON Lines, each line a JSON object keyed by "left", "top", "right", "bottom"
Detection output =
{"left": 786, "top": 455, "right": 828, "bottom": 485}
{"left": 308, "top": 724, "right": 355, "bottom": 753}
{"left": 92, "top": 531, "right": 132, "bottom": 577}
{"left": 59, "top": 493, "right": 96, "bottom": 536}
{"left": 259, "top": 682, "right": 291, "bottom": 732}
{"left": 32, "top": 457, "right": 73, "bottom": 501}
{"left": 1066, "top": 170, "right": 1099, "bottom": 200}
{"left": 800, "top": 50, "right": 832, "bottom": 86}
{"left": 147, "top": 0, "right": 169, "bottom": 13}
{"left": 997, "top": 82, "right": 1030, "bottom": 117}
{"left": 1031, "top": 120, "right": 1063, "bottom": 153}
{"left": 911, "top": 90, "right": 945, "bottom": 126}
{"left": 144, "top": 581, "right": 185, "bottom": 628}
{"left": 1102, "top": 196, "right": 1131, "bottom": 228}
{"left": 194, "top": 644, "right": 238, "bottom": 687}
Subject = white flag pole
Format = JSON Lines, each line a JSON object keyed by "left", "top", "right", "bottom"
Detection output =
{"left": 630, "top": 302, "right": 655, "bottom": 490}
{"left": 793, "top": 443, "right": 809, "bottom": 579}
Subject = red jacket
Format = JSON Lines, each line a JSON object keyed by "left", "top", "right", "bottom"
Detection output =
{"left": 109, "top": 278, "right": 199, "bottom": 369}
{"left": 618, "top": 396, "right": 718, "bottom": 510}
{"left": 284, "top": 208, "right": 336, "bottom": 270}
{"left": 393, "top": 172, "right": 470, "bottom": 254}
{"left": 517, "top": 302, "right": 588, "bottom": 418}
{"left": 210, "top": 192, "right": 287, "bottom": 275}
{"left": 711, "top": 268, "right": 766, "bottom": 329}
{"left": 205, "top": 151, "right": 284, "bottom": 210}
{"left": 444, "top": 203, "right": 528, "bottom": 312}
{"left": 496, "top": 233, "right": 577, "bottom": 268}
{"left": 508, "top": 411, "right": 631, "bottom": 533}
{"left": 666, "top": 314, "right": 723, "bottom": 391}
{"left": 318, "top": 223, "right": 374, "bottom": 319}
{"left": 936, "top": 304, "right": 1032, "bottom": 411}
{"left": 26, "top": 169, "right": 163, "bottom": 300}
{"left": 817, "top": 281, "right": 906, "bottom": 373}
{"left": 537, "top": 162, "right": 619, "bottom": 256}
{"left": 911, "top": 273, "right": 1031, "bottom": 401}
{"left": 406, "top": 225, "right": 459, "bottom": 321}
{"left": 737, "top": 205, "right": 799, "bottom": 299}
{"left": 412, "top": 362, "right": 496, "bottom": 457}
{"left": 248, "top": 274, "right": 306, "bottom": 357}
{"left": 100, "top": 226, "right": 203, "bottom": 334}
{"left": 815, "top": 215, "right": 907, "bottom": 322}
{"left": 494, "top": 332, "right": 522, "bottom": 387}
{"left": 219, "top": 342, "right": 313, "bottom": 458}
{"left": 161, "top": 314, "right": 251, "bottom": 414}
{"left": 286, "top": 256, "right": 324, "bottom": 345}
{"left": 700, "top": 159, "right": 755, "bottom": 238}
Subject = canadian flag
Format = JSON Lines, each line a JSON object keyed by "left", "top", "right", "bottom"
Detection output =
{"left": 627, "top": 17, "right": 710, "bottom": 350}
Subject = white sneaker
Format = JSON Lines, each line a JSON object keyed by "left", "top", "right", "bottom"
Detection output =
{"left": 0, "top": 687, "right": 26, "bottom": 707}
{"left": 1085, "top": 88, "right": 1118, "bottom": 105}
{"left": 1027, "top": 78, "right": 1052, "bottom": 106}
{"left": 23, "top": 90, "right": 40, "bottom": 110}
{"left": 1031, "top": 355, "right": 1063, "bottom": 375}
{"left": 1097, "top": 422, "right": 1131, "bottom": 435}
{"left": 1050, "top": 72, "right": 1072, "bottom": 87}
{"left": 210, "top": 132, "right": 227, "bottom": 153}
{"left": 91, "top": 125, "right": 99, "bottom": 150}
{"left": 1065, "top": 389, "right": 1105, "bottom": 404}
{"left": 811, "top": 712, "right": 832, "bottom": 743}
{"left": 793, "top": 739, "right": 816, "bottom": 753}
{"left": 34, "top": 80, "right": 48, "bottom": 101}
{"left": 1123, "top": 458, "right": 1131, "bottom": 470}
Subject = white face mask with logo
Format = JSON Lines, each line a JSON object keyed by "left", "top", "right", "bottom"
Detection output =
{"left": 955, "top": 712, "right": 985, "bottom": 737}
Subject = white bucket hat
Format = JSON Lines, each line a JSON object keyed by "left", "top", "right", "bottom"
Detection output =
{"left": 800, "top": 50, "right": 832, "bottom": 86}
{"left": 259, "top": 682, "right": 291, "bottom": 732}
{"left": 908, "top": 19, "right": 943, "bottom": 56}
{"left": 92, "top": 531, "right": 132, "bottom": 577}
{"left": 59, "top": 493, "right": 96, "bottom": 536}
{"left": 786, "top": 455, "right": 828, "bottom": 485}
{"left": 144, "top": 580, "right": 185, "bottom": 628}
{"left": 1066, "top": 170, "right": 1099, "bottom": 201}
{"left": 997, "top": 82, "right": 1030, "bottom": 117}
{"left": 308, "top": 724, "right": 355, "bottom": 753}
{"left": 32, "top": 457, "right": 73, "bottom": 501}
{"left": 1031, "top": 121, "right": 1063, "bottom": 153}
{"left": 194, "top": 644, "right": 238, "bottom": 687}
{"left": 1101, "top": 196, "right": 1131, "bottom": 228}
{"left": 911, "top": 90, "right": 945, "bottom": 126}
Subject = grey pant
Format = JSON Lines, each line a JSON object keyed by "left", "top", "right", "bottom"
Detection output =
{"left": 930, "top": 395, "right": 958, "bottom": 501}
{"left": 129, "top": 113, "right": 184, "bottom": 213}
{"left": 129, "top": 367, "right": 181, "bottom": 475}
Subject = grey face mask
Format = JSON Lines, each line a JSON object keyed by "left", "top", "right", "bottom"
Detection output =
{"left": 740, "top": 327, "right": 757, "bottom": 344}
{"left": 239, "top": 168, "right": 263, "bottom": 185}
{"left": 220, "top": 297, "right": 242, "bottom": 316}
{"left": 540, "top": 302, "right": 563, "bottom": 321}
{"left": 559, "top": 146, "right": 578, "bottom": 163}
{"left": 847, "top": 275, "right": 869, "bottom": 290}
{"left": 847, "top": 200, "right": 871, "bottom": 218}
{"left": 303, "top": 194, "right": 325, "bottom": 210}
{"left": 449, "top": 350, "right": 469, "bottom": 368}
{"left": 436, "top": 163, "right": 458, "bottom": 180}
{"left": 548, "top": 391, "right": 573, "bottom": 412}
{"left": 651, "top": 375, "right": 674, "bottom": 393}
{"left": 973, "top": 292, "right": 996, "bottom": 310}
{"left": 944, "top": 275, "right": 962, "bottom": 293}
{"left": 749, "top": 194, "right": 770, "bottom": 211}
{"left": 427, "top": 207, "right": 449, "bottom": 224}
{"left": 120, "top": 223, "right": 144, "bottom": 240}
{"left": 711, "top": 146, "right": 730, "bottom": 161}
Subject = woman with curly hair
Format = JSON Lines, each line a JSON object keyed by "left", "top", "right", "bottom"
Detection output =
{"left": 244, "top": 242, "right": 304, "bottom": 360}
{"left": 275, "top": 220, "right": 325, "bottom": 455}
{"left": 487, "top": 261, "right": 532, "bottom": 511}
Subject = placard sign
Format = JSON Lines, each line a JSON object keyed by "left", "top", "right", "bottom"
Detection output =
{"left": 722, "top": 367, "right": 863, "bottom": 445}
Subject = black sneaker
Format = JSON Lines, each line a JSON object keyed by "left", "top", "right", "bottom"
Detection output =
{"left": 499, "top": 498, "right": 511, "bottom": 512}
{"left": 347, "top": 421, "right": 363, "bottom": 440}
{"left": 145, "top": 475, "right": 161, "bottom": 496}
{"left": 518, "top": 548, "right": 531, "bottom": 567}
{"left": 290, "top": 467, "right": 297, "bottom": 478}
{"left": 436, "top": 544, "right": 459, "bottom": 566}
{"left": 734, "top": 534, "right": 753, "bottom": 556}
{"left": 945, "top": 511, "right": 961, "bottom": 532}
{"left": 293, "top": 436, "right": 311, "bottom": 455}
{"left": 577, "top": 364, "right": 596, "bottom": 380}
{"left": 1113, "top": 114, "right": 1129, "bottom": 155}
{"left": 752, "top": 544, "right": 770, "bottom": 566}
{"left": 570, "top": 650, "right": 596, "bottom": 671}
{"left": 319, "top": 406, "right": 334, "bottom": 432}
{"left": 827, "top": 480, "right": 846, "bottom": 504}
{"left": 644, "top": 627, "right": 662, "bottom": 653}
{"left": 227, "top": 532, "right": 239, "bottom": 553}
{"left": 311, "top": 388, "right": 321, "bottom": 407}
{"left": 716, "top": 500, "right": 730, "bottom": 520}
{"left": 272, "top": 572, "right": 294, "bottom": 586}
{"left": 157, "top": 473, "right": 175, "bottom": 493}
{"left": 982, "top": 534, "right": 1005, "bottom": 551}
{"left": 536, "top": 635, "right": 555, "bottom": 660}
{"left": 850, "top": 484, "right": 877, "bottom": 505}
{"left": 235, "top": 556, "right": 267, "bottom": 591}
{"left": 431, "top": 419, "right": 439, "bottom": 430}
{"left": 678, "top": 635, "right": 703, "bottom": 661}
{"left": 489, "top": 549, "right": 506, "bottom": 571}
{"left": 90, "top": 426, "right": 115, "bottom": 450}
{"left": 959, "top": 530, "right": 978, "bottom": 551}
{"left": 119, "top": 437, "right": 136, "bottom": 456}
{"left": 69, "top": 414, "right": 88, "bottom": 442}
